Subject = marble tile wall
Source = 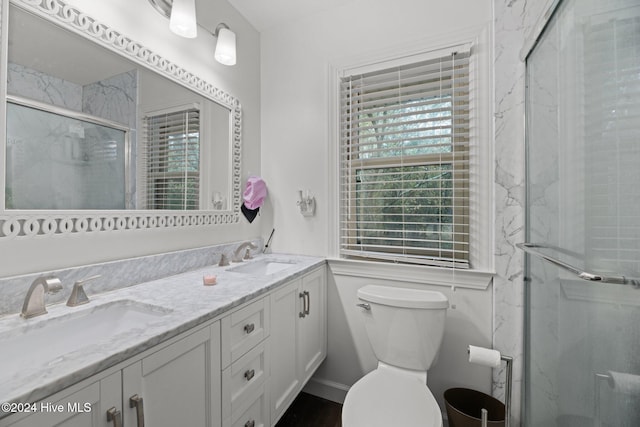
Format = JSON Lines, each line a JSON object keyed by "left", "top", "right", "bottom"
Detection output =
{"left": 7, "top": 62, "right": 82, "bottom": 110}
{"left": 6, "top": 65, "right": 138, "bottom": 210}
{"left": 492, "top": 1, "right": 550, "bottom": 425}
{"left": 82, "top": 70, "right": 139, "bottom": 208}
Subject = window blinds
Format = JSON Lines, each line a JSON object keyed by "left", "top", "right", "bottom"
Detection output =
{"left": 339, "top": 50, "right": 471, "bottom": 268}
{"left": 583, "top": 14, "right": 640, "bottom": 274}
{"left": 141, "top": 108, "right": 200, "bottom": 210}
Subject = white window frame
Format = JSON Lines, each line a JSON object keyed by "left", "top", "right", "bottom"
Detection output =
{"left": 328, "top": 25, "right": 494, "bottom": 287}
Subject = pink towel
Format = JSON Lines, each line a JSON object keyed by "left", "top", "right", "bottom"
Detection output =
{"left": 243, "top": 176, "right": 267, "bottom": 210}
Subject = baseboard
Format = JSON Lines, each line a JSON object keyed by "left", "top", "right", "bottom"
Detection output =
{"left": 302, "top": 377, "right": 350, "bottom": 404}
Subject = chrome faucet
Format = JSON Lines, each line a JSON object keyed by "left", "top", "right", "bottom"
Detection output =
{"left": 21, "top": 276, "right": 63, "bottom": 319}
{"left": 232, "top": 241, "right": 258, "bottom": 262}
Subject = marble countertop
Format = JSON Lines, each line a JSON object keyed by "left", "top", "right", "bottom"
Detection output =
{"left": 0, "top": 253, "right": 325, "bottom": 413}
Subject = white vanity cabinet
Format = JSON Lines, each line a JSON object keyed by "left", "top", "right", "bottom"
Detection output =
{"left": 0, "top": 261, "right": 327, "bottom": 427}
{"left": 220, "top": 298, "right": 270, "bottom": 427}
{"left": 122, "top": 322, "right": 221, "bottom": 427}
{"left": 1, "top": 372, "right": 121, "bottom": 427}
{"left": 270, "top": 266, "right": 327, "bottom": 424}
{"left": 0, "top": 322, "right": 220, "bottom": 427}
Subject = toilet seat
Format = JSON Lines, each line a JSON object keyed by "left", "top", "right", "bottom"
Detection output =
{"left": 342, "top": 368, "right": 442, "bottom": 427}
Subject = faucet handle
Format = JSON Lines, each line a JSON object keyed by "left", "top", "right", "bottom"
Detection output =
{"left": 46, "top": 277, "right": 63, "bottom": 294}
{"left": 66, "top": 275, "right": 100, "bottom": 307}
{"left": 219, "top": 254, "right": 230, "bottom": 267}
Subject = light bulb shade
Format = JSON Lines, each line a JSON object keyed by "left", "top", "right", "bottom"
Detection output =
{"left": 169, "top": 0, "right": 197, "bottom": 38}
{"left": 215, "top": 27, "right": 236, "bottom": 66}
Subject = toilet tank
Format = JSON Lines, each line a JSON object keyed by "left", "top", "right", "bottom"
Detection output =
{"left": 357, "top": 285, "right": 448, "bottom": 371}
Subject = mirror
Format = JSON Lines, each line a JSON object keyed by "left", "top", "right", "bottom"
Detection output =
{"left": 0, "top": 0, "right": 242, "bottom": 238}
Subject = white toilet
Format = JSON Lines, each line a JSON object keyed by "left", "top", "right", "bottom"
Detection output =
{"left": 342, "top": 285, "right": 449, "bottom": 427}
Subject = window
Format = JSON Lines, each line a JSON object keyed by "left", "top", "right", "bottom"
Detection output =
{"left": 339, "top": 47, "right": 471, "bottom": 268}
{"left": 141, "top": 106, "right": 201, "bottom": 210}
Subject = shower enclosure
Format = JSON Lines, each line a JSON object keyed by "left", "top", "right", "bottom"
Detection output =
{"left": 524, "top": 0, "right": 640, "bottom": 426}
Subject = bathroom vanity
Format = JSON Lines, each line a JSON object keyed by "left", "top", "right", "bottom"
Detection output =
{"left": 0, "top": 254, "right": 327, "bottom": 427}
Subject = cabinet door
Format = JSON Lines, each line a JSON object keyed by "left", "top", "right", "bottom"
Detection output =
{"left": 298, "top": 267, "right": 327, "bottom": 385}
{"left": 269, "top": 279, "right": 301, "bottom": 424}
{"left": 1, "top": 372, "right": 120, "bottom": 427}
{"left": 122, "top": 322, "right": 221, "bottom": 427}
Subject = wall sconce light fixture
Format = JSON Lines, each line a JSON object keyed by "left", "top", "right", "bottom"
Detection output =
{"left": 169, "top": 0, "right": 198, "bottom": 38}
{"left": 148, "top": 0, "right": 197, "bottom": 38}
{"left": 297, "top": 190, "right": 316, "bottom": 217}
{"left": 148, "top": 0, "right": 236, "bottom": 66}
{"left": 214, "top": 24, "right": 237, "bottom": 66}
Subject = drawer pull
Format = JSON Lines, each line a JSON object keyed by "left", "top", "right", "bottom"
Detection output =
{"left": 244, "top": 369, "right": 255, "bottom": 381}
{"left": 106, "top": 407, "right": 123, "bottom": 427}
{"left": 303, "top": 290, "right": 310, "bottom": 316}
{"left": 244, "top": 323, "right": 255, "bottom": 334}
{"left": 129, "top": 394, "right": 145, "bottom": 427}
{"left": 299, "top": 292, "right": 306, "bottom": 318}
{"left": 245, "top": 420, "right": 256, "bottom": 427}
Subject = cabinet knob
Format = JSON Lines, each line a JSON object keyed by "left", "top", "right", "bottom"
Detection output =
{"left": 244, "top": 323, "right": 255, "bottom": 334}
{"left": 106, "top": 407, "right": 123, "bottom": 427}
{"left": 245, "top": 420, "right": 256, "bottom": 427}
{"left": 244, "top": 369, "right": 255, "bottom": 381}
{"left": 129, "top": 394, "right": 145, "bottom": 427}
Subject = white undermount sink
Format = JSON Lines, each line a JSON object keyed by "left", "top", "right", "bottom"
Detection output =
{"left": 0, "top": 300, "right": 172, "bottom": 381}
{"left": 228, "top": 259, "right": 297, "bottom": 275}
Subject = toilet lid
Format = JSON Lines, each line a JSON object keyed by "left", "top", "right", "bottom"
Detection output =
{"left": 342, "top": 369, "right": 442, "bottom": 427}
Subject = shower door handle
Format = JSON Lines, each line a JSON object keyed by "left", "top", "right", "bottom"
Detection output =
{"left": 517, "top": 243, "right": 637, "bottom": 287}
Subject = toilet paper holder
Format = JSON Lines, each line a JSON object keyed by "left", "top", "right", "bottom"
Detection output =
{"left": 467, "top": 345, "right": 513, "bottom": 427}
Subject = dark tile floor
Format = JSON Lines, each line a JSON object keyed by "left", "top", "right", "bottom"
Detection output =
{"left": 275, "top": 392, "right": 343, "bottom": 427}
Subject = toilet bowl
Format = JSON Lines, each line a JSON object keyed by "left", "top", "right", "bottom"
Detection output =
{"left": 342, "top": 285, "right": 448, "bottom": 427}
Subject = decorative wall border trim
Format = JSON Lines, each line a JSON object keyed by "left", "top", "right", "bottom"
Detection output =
{"left": 0, "top": 0, "right": 242, "bottom": 239}
{"left": 0, "top": 212, "right": 241, "bottom": 238}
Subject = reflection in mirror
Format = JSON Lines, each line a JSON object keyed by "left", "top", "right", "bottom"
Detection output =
{"left": 5, "top": 3, "right": 233, "bottom": 211}
{"left": 7, "top": 97, "right": 130, "bottom": 209}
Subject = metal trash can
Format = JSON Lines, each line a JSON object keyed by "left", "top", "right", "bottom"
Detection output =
{"left": 444, "top": 388, "right": 505, "bottom": 427}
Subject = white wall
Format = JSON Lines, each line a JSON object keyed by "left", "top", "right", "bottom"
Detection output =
{"left": 0, "top": 0, "right": 262, "bottom": 277}
{"left": 260, "top": 0, "right": 492, "bottom": 257}
{"left": 259, "top": 0, "right": 494, "bottom": 416}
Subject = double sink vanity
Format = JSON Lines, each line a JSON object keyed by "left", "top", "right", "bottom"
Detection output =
{"left": 0, "top": 1, "right": 327, "bottom": 425}
{"left": 0, "top": 252, "right": 327, "bottom": 427}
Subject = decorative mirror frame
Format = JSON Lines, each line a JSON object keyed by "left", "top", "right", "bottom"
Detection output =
{"left": 0, "top": 0, "right": 242, "bottom": 239}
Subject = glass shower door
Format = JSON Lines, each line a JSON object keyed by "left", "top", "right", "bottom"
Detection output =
{"left": 525, "top": 0, "right": 640, "bottom": 426}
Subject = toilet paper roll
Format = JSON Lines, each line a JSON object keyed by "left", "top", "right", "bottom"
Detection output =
{"left": 468, "top": 345, "right": 502, "bottom": 368}
{"left": 607, "top": 371, "right": 640, "bottom": 395}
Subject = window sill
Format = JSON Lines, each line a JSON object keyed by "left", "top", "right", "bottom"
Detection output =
{"left": 327, "top": 258, "right": 494, "bottom": 290}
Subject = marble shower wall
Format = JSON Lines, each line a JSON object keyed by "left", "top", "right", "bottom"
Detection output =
{"left": 492, "top": 1, "right": 550, "bottom": 425}
{"left": 7, "top": 62, "right": 82, "bottom": 109}
{"left": 6, "top": 64, "right": 137, "bottom": 209}
{"left": 83, "top": 70, "right": 138, "bottom": 207}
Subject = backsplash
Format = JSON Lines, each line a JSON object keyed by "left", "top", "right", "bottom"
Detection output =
{"left": 0, "top": 238, "right": 262, "bottom": 317}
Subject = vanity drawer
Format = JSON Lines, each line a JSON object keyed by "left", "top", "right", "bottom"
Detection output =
{"left": 222, "top": 340, "right": 269, "bottom": 423}
{"left": 221, "top": 297, "right": 270, "bottom": 368}
{"left": 223, "top": 381, "right": 269, "bottom": 427}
